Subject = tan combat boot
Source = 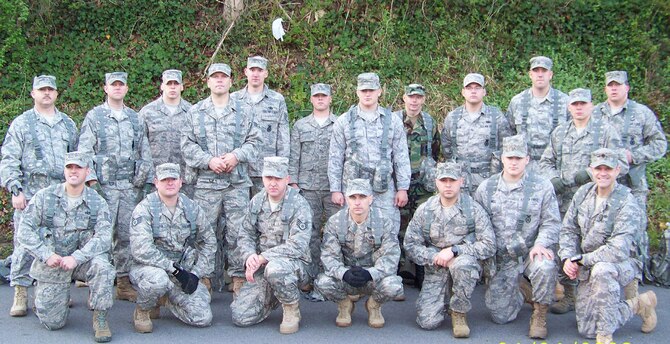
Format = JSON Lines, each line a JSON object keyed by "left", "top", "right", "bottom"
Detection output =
{"left": 596, "top": 333, "right": 614, "bottom": 344}
{"left": 550, "top": 283, "right": 575, "bottom": 314}
{"left": 529, "top": 302, "right": 548, "bottom": 339}
{"left": 451, "top": 311, "right": 470, "bottom": 338}
{"left": 92, "top": 310, "right": 112, "bottom": 343}
{"left": 279, "top": 303, "right": 301, "bottom": 334}
{"left": 133, "top": 305, "right": 153, "bottom": 333}
{"left": 10, "top": 285, "right": 28, "bottom": 317}
{"left": 201, "top": 277, "right": 212, "bottom": 295}
{"left": 623, "top": 279, "right": 639, "bottom": 300}
{"left": 335, "top": 297, "right": 355, "bottom": 327}
{"left": 627, "top": 291, "right": 657, "bottom": 333}
{"left": 232, "top": 277, "right": 245, "bottom": 298}
{"left": 519, "top": 278, "right": 533, "bottom": 305}
{"left": 115, "top": 276, "right": 137, "bottom": 302}
{"left": 554, "top": 282, "right": 565, "bottom": 301}
{"left": 365, "top": 297, "right": 385, "bottom": 328}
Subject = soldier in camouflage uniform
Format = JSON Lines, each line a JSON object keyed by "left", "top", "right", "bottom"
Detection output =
{"left": 231, "top": 56, "right": 289, "bottom": 196}
{"left": 231, "top": 157, "right": 312, "bottom": 334}
{"left": 473, "top": 134, "right": 560, "bottom": 340}
{"left": 139, "top": 69, "right": 194, "bottom": 197}
{"left": 404, "top": 162, "right": 495, "bottom": 338}
{"left": 181, "top": 63, "right": 261, "bottom": 294}
{"left": 0, "top": 75, "right": 78, "bottom": 317}
{"left": 506, "top": 56, "right": 570, "bottom": 172}
{"left": 328, "top": 72, "right": 411, "bottom": 236}
{"left": 17, "top": 152, "right": 115, "bottom": 342}
{"left": 592, "top": 71, "right": 667, "bottom": 283}
{"left": 78, "top": 72, "right": 154, "bottom": 301}
{"left": 289, "top": 83, "right": 341, "bottom": 286}
{"left": 129, "top": 163, "right": 216, "bottom": 333}
{"left": 442, "top": 73, "right": 512, "bottom": 195}
{"left": 315, "top": 178, "right": 403, "bottom": 328}
{"left": 559, "top": 148, "right": 657, "bottom": 344}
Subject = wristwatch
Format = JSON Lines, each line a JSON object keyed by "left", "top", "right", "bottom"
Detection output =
{"left": 570, "top": 254, "right": 583, "bottom": 266}
{"left": 10, "top": 185, "right": 22, "bottom": 197}
{"left": 451, "top": 246, "right": 460, "bottom": 257}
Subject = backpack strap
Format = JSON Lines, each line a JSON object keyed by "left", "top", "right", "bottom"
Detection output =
{"left": 621, "top": 101, "right": 634, "bottom": 148}
{"left": 485, "top": 173, "right": 501, "bottom": 214}
{"left": 421, "top": 111, "right": 433, "bottom": 159}
{"left": 369, "top": 209, "right": 383, "bottom": 250}
{"left": 556, "top": 123, "right": 571, "bottom": 172}
{"left": 488, "top": 107, "right": 499, "bottom": 153}
{"left": 180, "top": 195, "right": 199, "bottom": 246}
{"left": 461, "top": 193, "right": 476, "bottom": 233}
{"left": 550, "top": 88, "right": 560, "bottom": 129}
{"left": 378, "top": 108, "right": 392, "bottom": 178}
{"left": 85, "top": 189, "right": 99, "bottom": 231}
{"left": 337, "top": 208, "right": 349, "bottom": 245}
{"left": 515, "top": 173, "right": 536, "bottom": 232}
{"left": 520, "top": 89, "right": 531, "bottom": 133}
{"left": 347, "top": 105, "right": 358, "bottom": 157}
{"left": 233, "top": 99, "right": 242, "bottom": 149}
{"left": 198, "top": 108, "right": 210, "bottom": 153}
{"left": 280, "top": 188, "right": 298, "bottom": 242}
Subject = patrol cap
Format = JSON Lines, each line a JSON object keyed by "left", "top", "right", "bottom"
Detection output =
{"left": 502, "top": 134, "right": 528, "bottom": 158}
{"left": 247, "top": 56, "right": 268, "bottom": 70}
{"left": 105, "top": 72, "right": 128, "bottom": 85}
{"left": 404, "top": 83, "right": 426, "bottom": 96}
{"left": 590, "top": 148, "right": 618, "bottom": 168}
{"left": 64, "top": 151, "right": 89, "bottom": 168}
{"left": 162, "top": 69, "right": 183, "bottom": 84}
{"left": 33, "top": 75, "right": 57, "bottom": 90}
{"left": 155, "top": 163, "right": 181, "bottom": 180}
{"left": 529, "top": 56, "right": 553, "bottom": 71}
{"left": 568, "top": 88, "right": 592, "bottom": 104}
{"left": 357, "top": 72, "right": 381, "bottom": 90}
{"left": 463, "top": 73, "right": 485, "bottom": 88}
{"left": 311, "top": 83, "right": 331, "bottom": 96}
{"left": 345, "top": 178, "right": 373, "bottom": 197}
{"left": 435, "top": 162, "right": 462, "bottom": 180}
{"left": 262, "top": 156, "right": 289, "bottom": 178}
{"left": 605, "top": 71, "right": 628, "bottom": 85}
{"left": 208, "top": 63, "right": 232, "bottom": 77}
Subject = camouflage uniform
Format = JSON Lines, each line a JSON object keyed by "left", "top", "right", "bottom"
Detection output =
{"left": 129, "top": 190, "right": 216, "bottom": 327}
{"left": 230, "top": 186, "right": 312, "bottom": 326}
{"left": 17, "top": 183, "right": 115, "bottom": 329}
{"left": 404, "top": 192, "right": 495, "bottom": 329}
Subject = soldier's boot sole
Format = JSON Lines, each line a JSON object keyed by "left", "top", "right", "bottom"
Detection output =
{"left": 10, "top": 286, "right": 28, "bottom": 317}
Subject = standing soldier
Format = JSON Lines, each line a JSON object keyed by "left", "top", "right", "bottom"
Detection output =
{"left": 181, "top": 63, "right": 261, "bottom": 294}
{"left": 231, "top": 56, "right": 289, "bottom": 196}
{"left": 139, "top": 69, "right": 194, "bottom": 197}
{"left": 17, "top": 152, "right": 115, "bottom": 342}
{"left": 506, "top": 56, "right": 569, "bottom": 172}
{"left": 442, "top": 73, "right": 512, "bottom": 194}
{"left": 78, "top": 72, "right": 154, "bottom": 301}
{"left": 474, "top": 134, "right": 561, "bottom": 340}
{"left": 592, "top": 70, "right": 667, "bottom": 283}
{"left": 0, "top": 75, "right": 78, "bottom": 317}
{"left": 404, "top": 162, "right": 495, "bottom": 338}
{"left": 315, "top": 178, "right": 403, "bottom": 328}
{"left": 231, "top": 157, "right": 312, "bottom": 334}
{"left": 129, "top": 163, "right": 216, "bottom": 333}
{"left": 559, "top": 148, "right": 657, "bottom": 344}
{"left": 289, "top": 83, "right": 341, "bottom": 289}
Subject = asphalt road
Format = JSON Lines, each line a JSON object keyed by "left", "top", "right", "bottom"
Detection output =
{"left": 0, "top": 282, "right": 667, "bottom": 344}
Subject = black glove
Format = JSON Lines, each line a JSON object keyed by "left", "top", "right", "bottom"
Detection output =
{"left": 352, "top": 268, "right": 373, "bottom": 284}
{"left": 550, "top": 177, "right": 566, "bottom": 195}
{"left": 172, "top": 263, "right": 199, "bottom": 294}
{"left": 574, "top": 170, "right": 591, "bottom": 186}
{"left": 343, "top": 266, "right": 367, "bottom": 288}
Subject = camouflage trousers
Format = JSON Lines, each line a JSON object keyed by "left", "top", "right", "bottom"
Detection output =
{"left": 575, "top": 260, "right": 638, "bottom": 338}
{"left": 314, "top": 272, "right": 403, "bottom": 303}
{"left": 194, "top": 185, "right": 249, "bottom": 291}
{"left": 34, "top": 256, "right": 115, "bottom": 330}
{"left": 485, "top": 256, "right": 557, "bottom": 324}
{"left": 416, "top": 255, "right": 481, "bottom": 329}
{"left": 372, "top": 186, "right": 401, "bottom": 233}
{"left": 399, "top": 183, "right": 432, "bottom": 268}
{"left": 301, "top": 189, "right": 341, "bottom": 279}
{"left": 129, "top": 265, "right": 212, "bottom": 327}
{"left": 231, "top": 257, "right": 308, "bottom": 327}
{"left": 102, "top": 186, "right": 141, "bottom": 277}
{"left": 10, "top": 208, "right": 33, "bottom": 287}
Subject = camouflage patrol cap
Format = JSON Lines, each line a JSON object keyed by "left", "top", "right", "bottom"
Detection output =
{"left": 311, "top": 83, "right": 331, "bottom": 96}
{"left": 64, "top": 151, "right": 89, "bottom": 168}
{"left": 590, "top": 148, "right": 618, "bottom": 168}
{"left": 463, "top": 73, "right": 485, "bottom": 88}
{"left": 105, "top": 72, "right": 128, "bottom": 85}
{"left": 345, "top": 178, "right": 373, "bottom": 197}
{"left": 502, "top": 134, "right": 528, "bottom": 158}
{"left": 357, "top": 72, "right": 381, "bottom": 90}
{"left": 605, "top": 71, "right": 628, "bottom": 85}
{"left": 530, "top": 56, "right": 553, "bottom": 71}
{"left": 155, "top": 163, "right": 181, "bottom": 180}
{"left": 162, "top": 69, "right": 183, "bottom": 84}
{"left": 568, "top": 88, "right": 592, "bottom": 104}
{"left": 247, "top": 56, "right": 268, "bottom": 70}
{"left": 208, "top": 63, "right": 232, "bottom": 77}
{"left": 404, "top": 83, "right": 426, "bottom": 96}
{"left": 262, "top": 156, "right": 289, "bottom": 178}
{"left": 435, "top": 162, "right": 462, "bottom": 180}
{"left": 33, "top": 75, "right": 57, "bottom": 90}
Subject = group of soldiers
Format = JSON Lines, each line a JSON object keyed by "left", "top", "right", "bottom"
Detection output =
{"left": 0, "top": 54, "right": 666, "bottom": 344}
